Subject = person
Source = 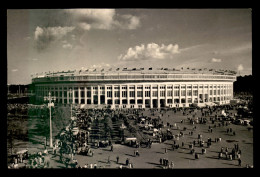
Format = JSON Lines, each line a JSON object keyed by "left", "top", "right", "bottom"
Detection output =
{"left": 38, "top": 156, "right": 42, "bottom": 165}
{"left": 225, "top": 147, "right": 228, "bottom": 153}
{"left": 94, "top": 163, "right": 97, "bottom": 169}
{"left": 136, "top": 150, "right": 139, "bottom": 156}
{"left": 195, "top": 153, "right": 199, "bottom": 159}
{"left": 171, "top": 161, "right": 174, "bottom": 169}
{"left": 238, "top": 149, "right": 242, "bottom": 155}
{"left": 238, "top": 158, "right": 242, "bottom": 166}
{"left": 237, "top": 153, "right": 241, "bottom": 159}
{"left": 165, "top": 148, "right": 167, "bottom": 154}
{"left": 219, "top": 152, "right": 222, "bottom": 159}
{"left": 129, "top": 163, "right": 133, "bottom": 169}
{"left": 126, "top": 158, "right": 129, "bottom": 166}
{"left": 84, "top": 164, "right": 87, "bottom": 168}
{"left": 116, "top": 156, "right": 119, "bottom": 164}
{"left": 111, "top": 145, "right": 113, "bottom": 152}
{"left": 43, "top": 148, "right": 48, "bottom": 155}
{"left": 160, "top": 158, "right": 162, "bottom": 165}
{"left": 14, "top": 163, "right": 18, "bottom": 169}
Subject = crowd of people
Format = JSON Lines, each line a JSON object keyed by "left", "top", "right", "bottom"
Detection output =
{"left": 8, "top": 99, "right": 253, "bottom": 168}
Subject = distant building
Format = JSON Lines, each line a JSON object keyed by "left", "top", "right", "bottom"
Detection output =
{"left": 31, "top": 68, "right": 236, "bottom": 108}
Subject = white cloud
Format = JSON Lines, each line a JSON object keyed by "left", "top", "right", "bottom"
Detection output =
{"left": 90, "top": 62, "right": 111, "bottom": 69}
{"left": 114, "top": 14, "right": 141, "bottom": 30}
{"left": 237, "top": 64, "right": 244, "bottom": 71}
{"left": 211, "top": 58, "right": 222, "bottom": 62}
{"left": 34, "top": 26, "right": 75, "bottom": 41}
{"left": 34, "top": 26, "right": 75, "bottom": 51}
{"left": 118, "top": 43, "right": 180, "bottom": 61}
{"left": 66, "top": 9, "right": 141, "bottom": 30}
{"left": 66, "top": 9, "right": 115, "bottom": 30}
{"left": 62, "top": 43, "right": 73, "bottom": 49}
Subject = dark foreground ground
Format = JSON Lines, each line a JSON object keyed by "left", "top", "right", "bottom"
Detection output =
{"left": 7, "top": 106, "right": 253, "bottom": 169}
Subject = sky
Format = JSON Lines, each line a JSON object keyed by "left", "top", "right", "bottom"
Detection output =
{"left": 7, "top": 9, "right": 252, "bottom": 84}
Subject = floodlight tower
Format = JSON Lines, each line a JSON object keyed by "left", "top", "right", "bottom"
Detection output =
{"left": 44, "top": 92, "right": 56, "bottom": 148}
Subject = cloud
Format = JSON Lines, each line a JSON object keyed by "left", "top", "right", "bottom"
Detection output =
{"left": 237, "top": 64, "right": 244, "bottom": 71}
{"left": 90, "top": 62, "right": 111, "bottom": 69}
{"left": 62, "top": 41, "right": 73, "bottom": 49}
{"left": 118, "top": 43, "right": 180, "bottom": 61}
{"left": 114, "top": 14, "right": 141, "bottom": 29}
{"left": 66, "top": 9, "right": 141, "bottom": 30}
{"left": 33, "top": 9, "right": 141, "bottom": 51}
{"left": 34, "top": 26, "right": 75, "bottom": 51}
{"left": 62, "top": 43, "right": 73, "bottom": 49}
{"left": 211, "top": 58, "right": 222, "bottom": 62}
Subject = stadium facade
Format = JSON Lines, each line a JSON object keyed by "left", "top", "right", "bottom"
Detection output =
{"left": 32, "top": 68, "right": 236, "bottom": 109}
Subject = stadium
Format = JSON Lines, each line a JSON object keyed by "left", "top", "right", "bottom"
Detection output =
{"left": 31, "top": 67, "right": 236, "bottom": 109}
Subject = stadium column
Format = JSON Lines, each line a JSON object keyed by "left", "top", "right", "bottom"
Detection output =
{"left": 185, "top": 85, "right": 188, "bottom": 106}
{"left": 62, "top": 86, "right": 64, "bottom": 104}
{"left": 179, "top": 85, "right": 181, "bottom": 107}
{"left": 150, "top": 85, "right": 153, "bottom": 108}
{"left": 91, "top": 86, "right": 94, "bottom": 104}
{"left": 104, "top": 85, "right": 107, "bottom": 105}
{"left": 172, "top": 84, "right": 174, "bottom": 107}
{"left": 112, "top": 85, "right": 114, "bottom": 105}
{"left": 191, "top": 84, "right": 193, "bottom": 104}
{"left": 67, "top": 90, "right": 69, "bottom": 104}
{"left": 157, "top": 85, "right": 160, "bottom": 108}
{"left": 78, "top": 87, "right": 81, "bottom": 104}
{"left": 119, "top": 85, "right": 122, "bottom": 107}
{"left": 98, "top": 86, "right": 100, "bottom": 105}
{"left": 226, "top": 84, "right": 228, "bottom": 103}
{"left": 84, "top": 87, "right": 87, "bottom": 105}
{"left": 220, "top": 85, "right": 222, "bottom": 103}
{"left": 142, "top": 84, "right": 145, "bottom": 108}
{"left": 165, "top": 85, "right": 168, "bottom": 107}
{"left": 72, "top": 87, "right": 75, "bottom": 104}
{"left": 127, "top": 85, "right": 129, "bottom": 107}
{"left": 202, "top": 85, "right": 204, "bottom": 103}
{"left": 135, "top": 85, "right": 137, "bottom": 108}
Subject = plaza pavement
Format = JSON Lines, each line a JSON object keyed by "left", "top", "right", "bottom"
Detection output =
{"left": 10, "top": 108, "right": 253, "bottom": 169}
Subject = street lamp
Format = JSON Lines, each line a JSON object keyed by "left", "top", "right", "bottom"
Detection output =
{"left": 44, "top": 92, "right": 56, "bottom": 148}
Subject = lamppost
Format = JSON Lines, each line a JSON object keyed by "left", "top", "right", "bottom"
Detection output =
{"left": 44, "top": 92, "right": 56, "bottom": 148}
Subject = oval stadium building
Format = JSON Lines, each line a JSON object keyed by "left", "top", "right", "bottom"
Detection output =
{"left": 32, "top": 67, "right": 236, "bottom": 109}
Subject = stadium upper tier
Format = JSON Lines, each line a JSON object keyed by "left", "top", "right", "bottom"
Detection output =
{"left": 32, "top": 67, "right": 236, "bottom": 83}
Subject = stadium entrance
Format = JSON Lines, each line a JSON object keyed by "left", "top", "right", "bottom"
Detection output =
{"left": 160, "top": 99, "right": 166, "bottom": 107}
{"left": 145, "top": 99, "right": 150, "bottom": 108}
{"left": 153, "top": 99, "right": 158, "bottom": 108}
{"left": 100, "top": 95, "right": 105, "bottom": 104}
